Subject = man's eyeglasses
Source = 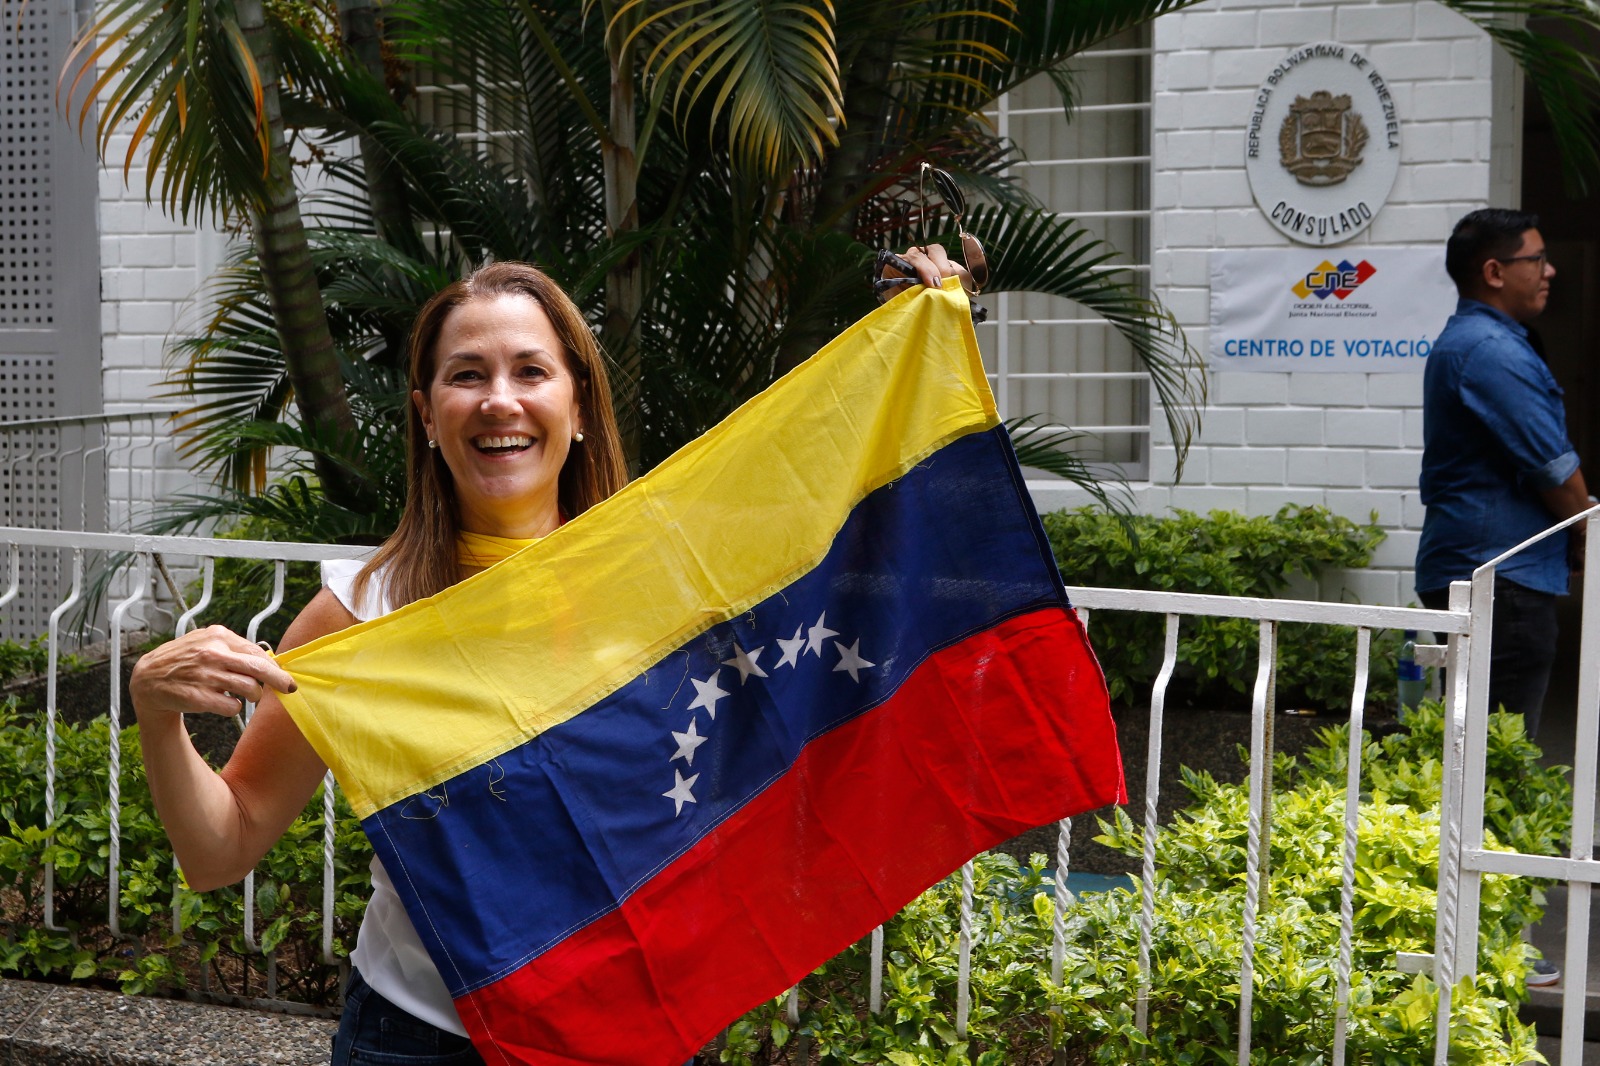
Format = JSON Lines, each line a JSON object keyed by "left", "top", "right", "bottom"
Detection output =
{"left": 1496, "top": 251, "right": 1549, "bottom": 269}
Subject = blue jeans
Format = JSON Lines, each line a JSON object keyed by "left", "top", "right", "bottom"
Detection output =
{"left": 331, "top": 968, "right": 700, "bottom": 1065}
{"left": 331, "top": 969, "right": 485, "bottom": 1066}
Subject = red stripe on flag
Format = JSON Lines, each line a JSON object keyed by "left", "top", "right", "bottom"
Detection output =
{"left": 456, "top": 606, "right": 1121, "bottom": 1066}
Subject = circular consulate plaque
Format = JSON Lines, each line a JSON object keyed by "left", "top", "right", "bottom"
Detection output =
{"left": 1244, "top": 42, "right": 1401, "bottom": 246}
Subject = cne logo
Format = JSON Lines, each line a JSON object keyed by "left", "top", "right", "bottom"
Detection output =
{"left": 1292, "top": 258, "right": 1377, "bottom": 300}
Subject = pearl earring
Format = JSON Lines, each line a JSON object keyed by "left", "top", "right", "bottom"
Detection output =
{"left": 427, "top": 439, "right": 438, "bottom": 449}
{"left": 574, "top": 431, "right": 585, "bottom": 443}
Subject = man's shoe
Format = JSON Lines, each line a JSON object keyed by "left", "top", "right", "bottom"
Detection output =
{"left": 1526, "top": 957, "right": 1561, "bottom": 987}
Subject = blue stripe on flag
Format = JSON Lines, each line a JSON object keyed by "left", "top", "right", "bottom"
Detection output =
{"left": 364, "top": 426, "right": 1071, "bottom": 996}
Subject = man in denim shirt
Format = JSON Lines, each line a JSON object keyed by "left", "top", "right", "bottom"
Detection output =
{"left": 1416, "top": 208, "right": 1590, "bottom": 738}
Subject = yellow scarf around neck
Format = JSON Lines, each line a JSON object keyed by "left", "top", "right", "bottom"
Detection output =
{"left": 457, "top": 530, "right": 543, "bottom": 569}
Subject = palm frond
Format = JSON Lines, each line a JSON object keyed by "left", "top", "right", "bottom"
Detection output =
{"left": 1004, "top": 415, "right": 1132, "bottom": 518}
{"left": 65, "top": 0, "right": 276, "bottom": 222}
{"left": 621, "top": 0, "right": 845, "bottom": 174}
{"left": 1440, "top": 0, "right": 1600, "bottom": 195}
{"left": 395, "top": 0, "right": 609, "bottom": 228}
{"left": 146, "top": 475, "right": 396, "bottom": 543}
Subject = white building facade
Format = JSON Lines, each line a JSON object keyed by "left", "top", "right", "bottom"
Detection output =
{"left": 1137, "top": 1, "right": 1527, "bottom": 607}
{"left": 992, "top": 0, "right": 1592, "bottom": 611}
{"left": 8, "top": 0, "right": 1592, "bottom": 617}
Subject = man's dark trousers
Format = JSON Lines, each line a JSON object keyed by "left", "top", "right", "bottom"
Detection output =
{"left": 1420, "top": 575, "right": 1557, "bottom": 739}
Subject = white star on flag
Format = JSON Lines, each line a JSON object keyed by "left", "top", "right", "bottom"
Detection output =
{"left": 775, "top": 625, "right": 806, "bottom": 669}
{"left": 662, "top": 769, "right": 699, "bottom": 816}
{"left": 805, "top": 612, "right": 839, "bottom": 657}
{"left": 832, "top": 638, "right": 876, "bottom": 682}
{"left": 670, "top": 718, "right": 709, "bottom": 766}
{"left": 688, "top": 673, "right": 730, "bottom": 719}
{"left": 721, "top": 644, "right": 768, "bottom": 684}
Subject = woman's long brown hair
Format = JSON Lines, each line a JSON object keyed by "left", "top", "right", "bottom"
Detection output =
{"left": 355, "top": 262, "right": 628, "bottom": 609}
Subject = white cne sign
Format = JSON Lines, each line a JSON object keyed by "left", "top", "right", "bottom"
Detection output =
{"left": 1209, "top": 248, "right": 1458, "bottom": 373}
{"left": 1245, "top": 42, "right": 1401, "bottom": 246}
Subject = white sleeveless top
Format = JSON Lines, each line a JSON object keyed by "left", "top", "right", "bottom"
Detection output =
{"left": 321, "top": 558, "right": 466, "bottom": 1036}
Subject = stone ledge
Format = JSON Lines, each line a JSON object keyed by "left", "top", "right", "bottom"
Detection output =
{"left": 0, "top": 978, "right": 336, "bottom": 1066}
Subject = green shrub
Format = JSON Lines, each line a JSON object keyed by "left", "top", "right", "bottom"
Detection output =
{"left": 724, "top": 700, "right": 1558, "bottom": 1064}
{"left": 0, "top": 701, "right": 370, "bottom": 1003}
{"left": 0, "top": 634, "right": 84, "bottom": 685}
{"left": 1044, "top": 505, "right": 1397, "bottom": 710}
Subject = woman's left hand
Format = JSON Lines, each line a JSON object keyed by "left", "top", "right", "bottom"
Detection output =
{"left": 876, "top": 245, "right": 973, "bottom": 299}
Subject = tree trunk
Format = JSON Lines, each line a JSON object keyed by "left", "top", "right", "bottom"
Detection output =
{"left": 773, "top": 9, "right": 905, "bottom": 376}
{"left": 335, "top": 0, "right": 421, "bottom": 258}
{"left": 600, "top": 1, "right": 644, "bottom": 470}
{"left": 236, "top": 0, "right": 366, "bottom": 510}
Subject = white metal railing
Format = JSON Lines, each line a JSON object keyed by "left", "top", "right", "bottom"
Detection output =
{"left": 1434, "top": 505, "right": 1600, "bottom": 1066}
{"left": 1064, "top": 588, "right": 1470, "bottom": 1066}
{"left": 4, "top": 514, "right": 1589, "bottom": 1054}
{"left": 0, "top": 410, "right": 183, "bottom": 532}
{"left": 6, "top": 527, "right": 368, "bottom": 1003}
{"left": 783, "top": 583, "right": 1479, "bottom": 1064}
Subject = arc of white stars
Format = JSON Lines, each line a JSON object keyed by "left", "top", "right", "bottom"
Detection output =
{"left": 832, "top": 638, "right": 876, "bottom": 682}
{"left": 721, "top": 644, "right": 768, "bottom": 684}
{"left": 663, "top": 769, "right": 699, "bottom": 816}
{"left": 804, "top": 612, "right": 839, "bottom": 657}
{"left": 775, "top": 624, "right": 806, "bottom": 669}
{"left": 670, "top": 718, "right": 709, "bottom": 766}
{"left": 688, "top": 672, "right": 730, "bottom": 719}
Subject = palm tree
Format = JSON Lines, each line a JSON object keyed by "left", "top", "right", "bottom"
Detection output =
{"left": 66, "top": 0, "right": 1600, "bottom": 541}
{"left": 65, "top": 0, "right": 372, "bottom": 509}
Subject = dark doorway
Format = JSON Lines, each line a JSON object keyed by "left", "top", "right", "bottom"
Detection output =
{"left": 1521, "top": 23, "right": 1599, "bottom": 477}
{"left": 1521, "top": 22, "right": 1598, "bottom": 811}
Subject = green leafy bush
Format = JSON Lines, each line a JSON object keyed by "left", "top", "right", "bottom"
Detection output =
{"left": 0, "top": 701, "right": 370, "bottom": 1004}
{"left": 723, "top": 700, "right": 1560, "bottom": 1064}
{"left": 0, "top": 634, "right": 84, "bottom": 686}
{"left": 1044, "top": 505, "right": 1397, "bottom": 709}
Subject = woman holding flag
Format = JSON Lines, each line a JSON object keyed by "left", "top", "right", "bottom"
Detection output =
{"left": 131, "top": 249, "right": 967, "bottom": 1063}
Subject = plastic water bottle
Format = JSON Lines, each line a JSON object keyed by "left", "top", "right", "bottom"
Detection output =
{"left": 1397, "top": 629, "right": 1425, "bottom": 719}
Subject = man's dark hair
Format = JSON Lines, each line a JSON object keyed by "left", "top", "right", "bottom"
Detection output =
{"left": 1445, "top": 208, "right": 1539, "bottom": 292}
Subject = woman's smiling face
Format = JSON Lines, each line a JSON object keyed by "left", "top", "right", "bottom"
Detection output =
{"left": 413, "top": 294, "right": 583, "bottom": 538}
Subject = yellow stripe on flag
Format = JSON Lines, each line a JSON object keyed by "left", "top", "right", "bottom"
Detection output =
{"left": 278, "top": 278, "right": 995, "bottom": 818}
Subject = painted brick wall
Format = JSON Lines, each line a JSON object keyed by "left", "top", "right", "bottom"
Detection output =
{"left": 1035, "top": 0, "right": 1505, "bottom": 608}
{"left": 96, "top": 133, "right": 223, "bottom": 617}
{"left": 98, "top": 131, "right": 221, "bottom": 535}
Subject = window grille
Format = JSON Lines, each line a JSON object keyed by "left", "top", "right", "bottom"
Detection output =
{"left": 981, "top": 29, "right": 1153, "bottom": 477}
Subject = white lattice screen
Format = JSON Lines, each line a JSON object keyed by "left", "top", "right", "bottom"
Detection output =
{"left": 1, "top": 0, "right": 58, "bottom": 330}
{"left": 0, "top": 0, "right": 103, "bottom": 640}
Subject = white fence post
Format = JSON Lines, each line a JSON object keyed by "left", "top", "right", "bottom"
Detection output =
{"left": 1135, "top": 613, "right": 1180, "bottom": 1035}
{"left": 1558, "top": 512, "right": 1600, "bottom": 1064}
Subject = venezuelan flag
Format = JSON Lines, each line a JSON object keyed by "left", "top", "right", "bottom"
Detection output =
{"left": 278, "top": 278, "right": 1123, "bottom": 1065}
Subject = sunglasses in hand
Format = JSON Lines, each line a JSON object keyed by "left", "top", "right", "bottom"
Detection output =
{"left": 872, "top": 162, "right": 990, "bottom": 322}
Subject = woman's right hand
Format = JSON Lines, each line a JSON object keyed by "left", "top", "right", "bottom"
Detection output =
{"left": 130, "top": 625, "right": 299, "bottom": 721}
{"left": 132, "top": 592, "right": 352, "bottom": 891}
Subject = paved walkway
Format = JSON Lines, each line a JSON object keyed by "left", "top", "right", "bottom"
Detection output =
{"left": 0, "top": 978, "right": 334, "bottom": 1065}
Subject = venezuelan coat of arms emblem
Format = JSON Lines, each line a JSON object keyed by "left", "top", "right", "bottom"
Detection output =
{"left": 1279, "top": 90, "right": 1369, "bottom": 186}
